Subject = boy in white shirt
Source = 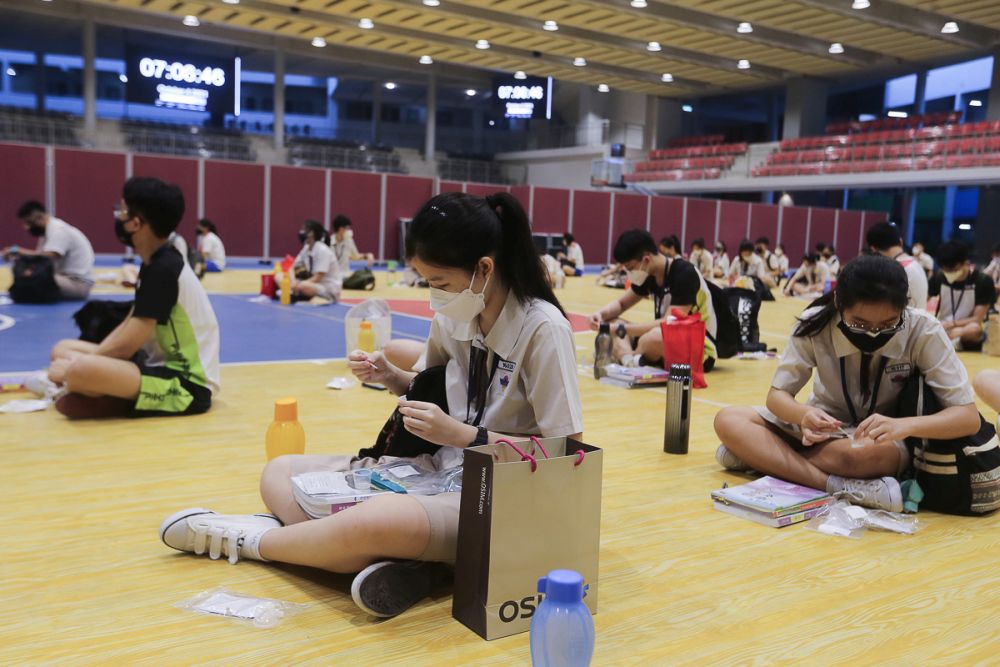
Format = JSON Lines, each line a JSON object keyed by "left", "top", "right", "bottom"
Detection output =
{"left": 291, "top": 220, "right": 342, "bottom": 302}
{"left": 866, "top": 222, "right": 928, "bottom": 310}
{"left": 556, "top": 232, "right": 585, "bottom": 277}
{"left": 4, "top": 200, "right": 95, "bottom": 300}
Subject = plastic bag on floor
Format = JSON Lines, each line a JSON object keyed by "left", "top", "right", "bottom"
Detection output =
{"left": 805, "top": 499, "right": 920, "bottom": 538}
{"left": 175, "top": 587, "right": 309, "bottom": 628}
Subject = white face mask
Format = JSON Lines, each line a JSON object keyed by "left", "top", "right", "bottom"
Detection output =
{"left": 429, "top": 269, "right": 490, "bottom": 322}
{"left": 345, "top": 229, "right": 354, "bottom": 239}
{"left": 627, "top": 258, "right": 649, "bottom": 286}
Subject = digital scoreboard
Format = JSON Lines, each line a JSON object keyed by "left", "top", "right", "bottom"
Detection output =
{"left": 126, "top": 47, "right": 239, "bottom": 115}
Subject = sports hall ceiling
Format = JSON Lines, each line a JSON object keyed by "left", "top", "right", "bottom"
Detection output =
{"left": 29, "top": 0, "right": 1000, "bottom": 96}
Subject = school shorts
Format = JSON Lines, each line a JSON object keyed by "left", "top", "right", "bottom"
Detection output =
{"left": 205, "top": 261, "right": 223, "bottom": 273}
{"left": 288, "top": 453, "right": 461, "bottom": 564}
{"left": 134, "top": 364, "right": 212, "bottom": 417}
{"left": 573, "top": 267, "right": 584, "bottom": 277}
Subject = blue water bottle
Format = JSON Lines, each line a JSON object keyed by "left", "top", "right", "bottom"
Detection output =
{"left": 530, "top": 570, "right": 594, "bottom": 667}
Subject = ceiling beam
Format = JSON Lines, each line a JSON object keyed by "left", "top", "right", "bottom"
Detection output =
{"left": 357, "top": 0, "right": 787, "bottom": 82}
{"left": 609, "top": 0, "right": 897, "bottom": 68}
{"left": 794, "top": 0, "right": 1000, "bottom": 51}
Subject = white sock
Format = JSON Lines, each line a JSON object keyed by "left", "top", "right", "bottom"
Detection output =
{"left": 826, "top": 474, "right": 845, "bottom": 494}
{"left": 239, "top": 527, "right": 276, "bottom": 562}
{"left": 622, "top": 353, "right": 640, "bottom": 368}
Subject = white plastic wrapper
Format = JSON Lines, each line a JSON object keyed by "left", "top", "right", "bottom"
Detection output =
{"left": 175, "top": 587, "right": 309, "bottom": 628}
{"left": 806, "top": 499, "right": 920, "bottom": 539}
{"left": 0, "top": 399, "right": 51, "bottom": 414}
{"left": 326, "top": 376, "right": 358, "bottom": 390}
{"left": 344, "top": 299, "right": 392, "bottom": 353}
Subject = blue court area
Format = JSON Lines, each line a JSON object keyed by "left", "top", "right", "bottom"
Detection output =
{"left": 0, "top": 294, "right": 431, "bottom": 373}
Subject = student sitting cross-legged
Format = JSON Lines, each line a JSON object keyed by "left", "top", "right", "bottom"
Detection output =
{"left": 591, "top": 229, "right": 719, "bottom": 371}
{"left": 47, "top": 177, "right": 220, "bottom": 418}
{"left": 714, "top": 255, "right": 981, "bottom": 512}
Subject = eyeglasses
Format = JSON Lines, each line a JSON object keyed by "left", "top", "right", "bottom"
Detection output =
{"left": 841, "top": 313, "right": 905, "bottom": 337}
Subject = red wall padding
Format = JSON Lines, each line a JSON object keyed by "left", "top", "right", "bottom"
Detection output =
{"left": 781, "top": 207, "right": 809, "bottom": 258}
{"left": 612, "top": 193, "right": 649, "bottom": 251}
{"left": 203, "top": 161, "right": 265, "bottom": 257}
{"left": 329, "top": 170, "right": 382, "bottom": 259}
{"left": 716, "top": 200, "right": 748, "bottom": 259}
{"left": 465, "top": 183, "right": 509, "bottom": 197}
{"left": 0, "top": 143, "right": 46, "bottom": 249}
{"left": 684, "top": 199, "right": 717, "bottom": 252}
{"left": 509, "top": 185, "right": 531, "bottom": 218}
{"left": 438, "top": 181, "right": 464, "bottom": 194}
{"left": 132, "top": 154, "right": 200, "bottom": 246}
{"left": 269, "top": 165, "right": 326, "bottom": 258}
{"left": 532, "top": 187, "right": 571, "bottom": 234}
{"left": 836, "top": 210, "right": 864, "bottom": 259}
{"left": 54, "top": 148, "right": 126, "bottom": 254}
{"left": 749, "top": 204, "right": 779, "bottom": 251}
{"left": 649, "top": 196, "right": 684, "bottom": 243}
{"left": 572, "top": 190, "right": 611, "bottom": 264}
{"left": 809, "top": 208, "right": 836, "bottom": 254}
{"left": 385, "top": 175, "right": 434, "bottom": 259}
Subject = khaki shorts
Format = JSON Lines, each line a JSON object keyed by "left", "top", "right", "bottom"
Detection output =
{"left": 287, "top": 453, "right": 461, "bottom": 564}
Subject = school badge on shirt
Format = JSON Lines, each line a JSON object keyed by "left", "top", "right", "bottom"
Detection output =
{"left": 498, "top": 360, "right": 516, "bottom": 392}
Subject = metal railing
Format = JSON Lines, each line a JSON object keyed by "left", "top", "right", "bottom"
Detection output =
{"left": 287, "top": 140, "right": 405, "bottom": 173}
{"left": 0, "top": 112, "right": 82, "bottom": 147}
{"left": 123, "top": 126, "right": 256, "bottom": 162}
{"left": 437, "top": 158, "right": 526, "bottom": 185}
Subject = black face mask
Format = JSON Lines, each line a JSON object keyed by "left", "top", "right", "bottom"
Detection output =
{"left": 115, "top": 217, "right": 135, "bottom": 248}
{"left": 27, "top": 224, "right": 45, "bottom": 237}
{"left": 837, "top": 320, "right": 896, "bottom": 353}
{"left": 298, "top": 230, "right": 307, "bottom": 244}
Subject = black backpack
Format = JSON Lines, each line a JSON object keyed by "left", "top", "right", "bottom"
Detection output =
{"left": 704, "top": 280, "right": 740, "bottom": 359}
{"left": 723, "top": 286, "right": 767, "bottom": 353}
{"left": 73, "top": 300, "right": 134, "bottom": 343}
{"left": 357, "top": 365, "right": 449, "bottom": 460}
{"left": 9, "top": 255, "right": 60, "bottom": 303}
{"left": 343, "top": 268, "right": 376, "bottom": 291}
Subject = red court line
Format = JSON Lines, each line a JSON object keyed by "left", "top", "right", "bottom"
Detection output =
{"left": 341, "top": 298, "right": 591, "bottom": 332}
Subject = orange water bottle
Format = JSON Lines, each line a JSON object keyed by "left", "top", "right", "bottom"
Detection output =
{"left": 265, "top": 397, "right": 305, "bottom": 460}
{"left": 358, "top": 319, "right": 376, "bottom": 353}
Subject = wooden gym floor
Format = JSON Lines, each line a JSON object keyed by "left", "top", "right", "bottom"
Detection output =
{"left": 1, "top": 266, "right": 999, "bottom": 665}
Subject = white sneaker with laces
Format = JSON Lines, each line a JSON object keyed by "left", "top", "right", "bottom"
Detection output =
{"left": 715, "top": 444, "right": 751, "bottom": 472}
{"left": 159, "top": 508, "right": 281, "bottom": 565}
{"left": 826, "top": 475, "right": 903, "bottom": 513}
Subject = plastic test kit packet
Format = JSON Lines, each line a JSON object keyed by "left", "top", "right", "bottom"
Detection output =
{"left": 175, "top": 587, "right": 310, "bottom": 628}
{"left": 805, "top": 500, "right": 920, "bottom": 538}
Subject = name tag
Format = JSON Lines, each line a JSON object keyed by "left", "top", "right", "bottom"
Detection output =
{"left": 885, "top": 363, "right": 911, "bottom": 375}
{"left": 498, "top": 360, "right": 517, "bottom": 373}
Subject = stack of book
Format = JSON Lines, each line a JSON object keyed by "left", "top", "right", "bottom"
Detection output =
{"left": 598, "top": 364, "right": 670, "bottom": 388}
{"left": 711, "top": 476, "right": 832, "bottom": 528}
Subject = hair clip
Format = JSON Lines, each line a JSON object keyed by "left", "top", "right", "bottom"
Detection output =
{"left": 429, "top": 205, "right": 447, "bottom": 218}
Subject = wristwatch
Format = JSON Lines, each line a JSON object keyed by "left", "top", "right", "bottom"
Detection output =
{"left": 616, "top": 322, "right": 628, "bottom": 339}
{"left": 469, "top": 425, "right": 489, "bottom": 447}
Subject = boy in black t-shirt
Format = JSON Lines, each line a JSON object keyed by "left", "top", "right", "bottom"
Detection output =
{"left": 47, "top": 177, "right": 220, "bottom": 418}
{"left": 590, "top": 229, "right": 719, "bottom": 369}
{"left": 929, "top": 241, "right": 997, "bottom": 351}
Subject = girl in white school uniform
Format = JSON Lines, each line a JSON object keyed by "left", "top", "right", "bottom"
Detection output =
{"left": 714, "top": 255, "right": 981, "bottom": 512}
{"left": 159, "top": 192, "right": 583, "bottom": 618}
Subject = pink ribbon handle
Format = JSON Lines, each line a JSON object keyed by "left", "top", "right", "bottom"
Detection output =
{"left": 528, "top": 436, "right": 550, "bottom": 460}
{"left": 494, "top": 438, "right": 537, "bottom": 472}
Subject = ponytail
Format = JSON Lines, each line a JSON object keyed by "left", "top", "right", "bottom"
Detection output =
{"left": 406, "top": 191, "right": 566, "bottom": 317}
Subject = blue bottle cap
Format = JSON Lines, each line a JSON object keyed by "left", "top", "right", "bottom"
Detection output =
{"left": 537, "top": 569, "right": 585, "bottom": 604}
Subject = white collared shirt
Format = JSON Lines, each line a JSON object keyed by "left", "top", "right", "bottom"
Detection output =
{"left": 426, "top": 290, "right": 583, "bottom": 439}
{"left": 770, "top": 306, "right": 974, "bottom": 425}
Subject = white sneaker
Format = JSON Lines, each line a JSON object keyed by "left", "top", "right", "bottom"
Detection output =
{"left": 351, "top": 560, "right": 450, "bottom": 618}
{"left": 159, "top": 508, "right": 281, "bottom": 565}
{"left": 826, "top": 476, "right": 903, "bottom": 513}
{"left": 715, "top": 444, "right": 751, "bottom": 472}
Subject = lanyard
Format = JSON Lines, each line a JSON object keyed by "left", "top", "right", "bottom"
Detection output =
{"left": 947, "top": 284, "right": 965, "bottom": 321}
{"left": 653, "top": 259, "right": 673, "bottom": 319}
{"left": 466, "top": 344, "right": 502, "bottom": 427}
{"left": 839, "top": 355, "right": 889, "bottom": 425}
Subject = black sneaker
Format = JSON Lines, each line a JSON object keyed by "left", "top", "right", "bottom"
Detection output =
{"left": 350, "top": 560, "right": 450, "bottom": 618}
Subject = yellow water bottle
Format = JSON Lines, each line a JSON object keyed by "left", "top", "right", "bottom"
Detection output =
{"left": 265, "top": 397, "right": 306, "bottom": 461}
{"left": 280, "top": 270, "right": 292, "bottom": 306}
{"left": 358, "top": 319, "right": 376, "bottom": 353}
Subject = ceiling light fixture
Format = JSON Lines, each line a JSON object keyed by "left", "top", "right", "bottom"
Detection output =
{"left": 682, "top": 104, "right": 693, "bottom": 113}
{"left": 222, "top": 0, "right": 240, "bottom": 4}
{"left": 630, "top": 0, "right": 648, "bottom": 7}
{"left": 543, "top": 20, "right": 559, "bottom": 31}
{"left": 941, "top": 21, "right": 959, "bottom": 34}
{"left": 6, "top": 67, "right": 16, "bottom": 76}
{"left": 384, "top": 82, "right": 397, "bottom": 90}
{"left": 119, "top": 73, "right": 128, "bottom": 83}
{"left": 419, "top": 55, "right": 434, "bottom": 65}
{"left": 851, "top": 0, "right": 870, "bottom": 9}
{"left": 887, "top": 110, "right": 908, "bottom": 118}
{"left": 466, "top": 89, "right": 477, "bottom": 96}
{"left": 489, "top": 120, "right": 495, "bottom": 126}
{"left": 423, "top": 0, "right": 441, "bottom": 6}
{"left": 598, "top": 84, "right": 610, "bottom": 93}
{"left": 958, "top": 223, "right": 972, "bottom": 231}
{"left": 573, "top": 57, "right": 587, "bottom": 67}
{"left": 661, "top": 73, "right": 674, "bottom": 82}
{"left": 311, "top": 37, "right": 327, "bottom": 47}
{"left": 737, "top": 59, "right": 751, "bottom": 69}
{"left": 513, "top": 70, "right": 527, "bottom": 79}
{"left": 475, "top": 39, "right": 490, "bottom": 49}
{"left": 828, "top": 42, "right": 844, "bottom": 54}
{"left": 969, "top": 99, "right": 983, "bottom": 107}
{"left": 182, "top": 15, "right": 200, "bottom": 27}
{"left": 737, "top": 22, "right": 753, "bottom": 34}
{"left": 358, "top": 18, "right": 374, "bottom": 29}
{"left": 647, "top": 41, "right": 662, "bottom": 52}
